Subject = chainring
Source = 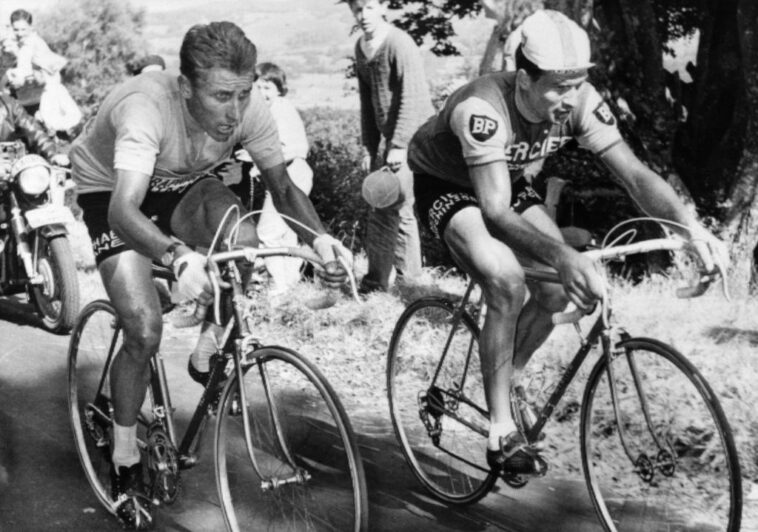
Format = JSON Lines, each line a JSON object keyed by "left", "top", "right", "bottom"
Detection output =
{"left": 146, "top": 423, "right": 181, "bottom": 505}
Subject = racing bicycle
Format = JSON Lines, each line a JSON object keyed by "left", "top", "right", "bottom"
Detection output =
{"left": 67, "top": 244, "right": 369, "bottom": 531}
{"left": 386, "top": 227, "right": 741, "bottom": 532}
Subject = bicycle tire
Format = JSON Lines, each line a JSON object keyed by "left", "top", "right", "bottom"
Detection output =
{"left": 215, "top": 345, "right": 369, "bottom": 532}
{"left": 387, "top": 297, "right": 497, "bottom": 505}
{"left": 67, "top": 300, "right": 122, "bottom": 514}
{"left": 68, "top": 300, "right": 163, "bottom": 515}
{"left": 580, "top": 337, "right": 742, "bottom": 532}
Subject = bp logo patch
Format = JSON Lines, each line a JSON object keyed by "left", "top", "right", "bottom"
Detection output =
{"left": 469, "top": 114, "right": 498, "bottom": 141}
{"left": 593, "top": 102, "right": 616, "bottom": 126}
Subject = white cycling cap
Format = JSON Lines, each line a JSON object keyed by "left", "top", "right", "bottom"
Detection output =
{"left": 519, "top": 10, "right": 594, "bottom": 72}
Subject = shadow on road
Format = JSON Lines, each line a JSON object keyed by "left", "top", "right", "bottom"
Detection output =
{"left": 0, "top": 320, "right": 604, "bottom": 532}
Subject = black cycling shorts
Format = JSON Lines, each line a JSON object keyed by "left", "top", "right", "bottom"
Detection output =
{"left": 414, "top": 173, "right": 544, "bottom": 240}
{"left": 77, "top": 175, "right": 215, "bottom": 266}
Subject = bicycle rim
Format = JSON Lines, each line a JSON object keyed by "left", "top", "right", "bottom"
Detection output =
{"left": 67, "top": 300, "right": 122, "bottom": 514}
{"left": 580, "top": 337, "right": 742, "bottom": 532}
{"left": 215, "top": 346, "right": 368, "bottom": 532}
{"left": 387, "top": 298, "right": 496, "bottom": 505}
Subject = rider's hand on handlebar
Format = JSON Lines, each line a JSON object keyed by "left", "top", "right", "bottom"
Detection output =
{"left": 312, "top": 234, "right": 353, "bottom": 288}
{"left": 556, "top": 248, "right": 605, "bottom": 311}
{"left": 689, "top": 226, "right": 729, "bottom": 276}
{"left": 173, "top": 251, "right": 213, "bottom": 306}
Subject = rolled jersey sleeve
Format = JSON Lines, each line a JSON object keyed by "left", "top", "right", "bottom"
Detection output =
{"left": 239, "top": 90, "right": 285, "bottom": 171}
{"left": 449, "top": 97, "right": 509, "bottom": 167}
{"left": 573, "top": 84, "right": 623, "bottom": 156}
{"left": 111, "top": 94, "right": 161, "bottom": 176}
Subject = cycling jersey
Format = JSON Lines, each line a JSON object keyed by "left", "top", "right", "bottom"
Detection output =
{"left": 407, "top": 71, "right": 622, "bottom": 187}
{"left": 71, "top": 71, "right": 284, "bottom": 195}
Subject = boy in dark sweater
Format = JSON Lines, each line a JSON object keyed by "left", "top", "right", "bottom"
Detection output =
{"left": 346, "top": 0, "right": 435, "bottom": 293}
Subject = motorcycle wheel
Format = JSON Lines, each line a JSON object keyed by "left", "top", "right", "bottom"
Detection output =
{"left": 29, "top": 234, "right": 80, "bottom": 334}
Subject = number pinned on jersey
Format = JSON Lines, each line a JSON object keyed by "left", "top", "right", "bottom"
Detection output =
{"left": 469, "top": 114, "right": 498, "bottom": 141}
{"left": 593, "top": 102, "right": 616, "bottom": 126}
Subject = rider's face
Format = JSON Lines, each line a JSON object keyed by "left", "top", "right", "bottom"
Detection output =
{"left": 349, "top": 0, "right": 387, "bottom": 36}
{"left": 181, "top": 67, "right": 255, "bottom": 142}
{"left": 11, "top": 20, "right": 31, "bottom": 45}
{"left": 519, "top": 70, "right": 588, "bottom": 124}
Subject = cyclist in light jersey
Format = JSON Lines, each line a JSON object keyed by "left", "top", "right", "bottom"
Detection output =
{"left": 408, "top": 9, "right": 726, "bottom": 477}
{"left": 71, "top": 22, "right": 350, "bottom": 530}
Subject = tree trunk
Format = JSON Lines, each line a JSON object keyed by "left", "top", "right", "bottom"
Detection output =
{"left": 672, "top": 0, "right": 744, "bottom": 208}
{"left": 723, "top": 0, "right": 758, "bottom": 288}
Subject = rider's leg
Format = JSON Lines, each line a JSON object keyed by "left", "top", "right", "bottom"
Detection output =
{"left": 511, "top": 205, "right": 569, "bottom": 372}
{"left": 98, "top": 251, "right": 162, "bottom": 467}
{"left": 444, "top": 206, "right": 526, "bottom": 450}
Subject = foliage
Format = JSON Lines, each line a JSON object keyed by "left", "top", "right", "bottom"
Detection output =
{"left": 35, "top": 0, "right": 147, "bottom": 118}
{"left": 387, "top": 0, "right": 483, "bottom": 55}
{"left": 303, "top": 107, "right": 368, "bottom": 253}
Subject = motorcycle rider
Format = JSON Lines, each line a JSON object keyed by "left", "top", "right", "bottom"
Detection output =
{"left": 0, "top": 91, "right": 69, "bottom": 166}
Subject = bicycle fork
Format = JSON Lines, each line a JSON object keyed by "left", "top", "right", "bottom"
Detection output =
{"left": 603, "top": 332, "right": 676, "bottom": 482}
{"left": 235, "top": 343, "right": 311, "bottom": 492}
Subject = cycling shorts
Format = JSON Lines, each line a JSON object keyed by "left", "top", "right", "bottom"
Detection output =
{"left": 77, "top": 175, "right": 216, "bottom": 266}
{"left": 414, "top": 173, "right": 544, "bottom": 240}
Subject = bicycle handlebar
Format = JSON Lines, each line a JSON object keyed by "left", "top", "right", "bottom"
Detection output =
{"left": 550, "top": 238, "right": 720, "bottom": 325}
{"left": 172, "top": 245, "right": 352, "bottom": 329}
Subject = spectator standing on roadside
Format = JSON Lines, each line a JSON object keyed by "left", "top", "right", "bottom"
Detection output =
{"left": 252, "top": 61, "right": 314, "bottom": 298}
{"left": 345, "top": 0, "right": 434, "bottom": 294}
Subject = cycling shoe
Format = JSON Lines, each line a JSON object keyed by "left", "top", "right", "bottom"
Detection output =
{"left": 486, "top": 431, "right": 547, "bottom": 476}
{"left": 110, "top": 463, "right": 154, "bottom": 530}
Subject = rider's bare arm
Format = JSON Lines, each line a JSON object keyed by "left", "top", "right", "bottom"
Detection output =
{"left": 108, "top": 169, "right": 189, "bottom": 261}
{"left": 600, "top": 141, "right": 696, "bottom": 229}
{"left": 257, "top": 162, "right": 327, "bottom": 247}
{"left": 470, "top": 161, "right": 603, "bottom": 308}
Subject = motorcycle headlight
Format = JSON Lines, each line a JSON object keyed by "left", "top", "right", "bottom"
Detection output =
{"left": 11, "top": 154, "right": 51, "bottom": 196}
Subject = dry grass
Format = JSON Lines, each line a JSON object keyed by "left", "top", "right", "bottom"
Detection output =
{"left": 70, "top": 218, "right": 758, "bottom": 529}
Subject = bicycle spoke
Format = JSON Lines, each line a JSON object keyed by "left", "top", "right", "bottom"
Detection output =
{"left": 581, "top": 337, "right": 741, "bottom": 532}
{"left": 216, "top": 347, "right": 367, "bottom": 531}
{"left": 387, "top": 298, "right": 496, "bottom": 505}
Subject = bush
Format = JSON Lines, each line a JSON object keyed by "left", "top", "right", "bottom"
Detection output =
{"left": 36, "top": 0, "right": 147, "bottom": 118}
{"left": 303, "top": 107, "right": 368, "bottom": 253}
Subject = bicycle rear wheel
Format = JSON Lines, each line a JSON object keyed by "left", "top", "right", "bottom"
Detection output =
{"left": 215, "top": 346, "right": 368, "bottom": 532}
{"left": 387, "top": 298, "right": 496, "bottom": 505}
{"left": 581, "top": 337, "right": 742, "bottom": 532}
{"left": 68, "top": 300, "right": 165, "bottom": 514}
{"left": 67, "top": 300, "right": 122, "bottom": 513}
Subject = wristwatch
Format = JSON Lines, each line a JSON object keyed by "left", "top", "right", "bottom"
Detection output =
{"left": 160, "top": 242, "right": 181, "bottom": 267}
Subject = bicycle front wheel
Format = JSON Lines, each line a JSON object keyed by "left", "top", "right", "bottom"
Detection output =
{"left": 67, "top": 300, "right": 122, "bottom": 514}
{"left": 581, "top": 337, "right": 742, "bottom": 532}
{"left": 215, "top": 346, "right": 368, "bottom": 532}
{"left": 387, "top": 298, "right": 496, "bottom": 505}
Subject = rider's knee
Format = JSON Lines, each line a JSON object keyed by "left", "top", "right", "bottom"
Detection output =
{"left": 482, "top": 268, "right": 526, "bottom": 310}
{"left": 121, "top": 314, "right": 163, "bottom": 360}
{"left": 533, "top": 284, "right": 569, "bottom": 313}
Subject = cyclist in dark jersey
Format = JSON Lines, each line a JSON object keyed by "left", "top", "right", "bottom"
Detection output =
{"left": 71, "top": 22, "right": 350, "bottom": 530}
{"left": 408, "top": 10, "right": 726, "bottom": 477}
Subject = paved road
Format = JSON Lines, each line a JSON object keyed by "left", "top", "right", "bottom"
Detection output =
{"left": 0, "top": 291, "right": 618, "bottom": 532}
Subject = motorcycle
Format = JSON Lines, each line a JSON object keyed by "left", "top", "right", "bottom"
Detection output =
{"left": 0, "top": 141, "right": 79, "bottom": 333}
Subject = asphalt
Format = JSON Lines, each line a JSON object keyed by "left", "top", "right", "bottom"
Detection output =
{"left": 0, "top": 292, "right": 620, "bottom": 532}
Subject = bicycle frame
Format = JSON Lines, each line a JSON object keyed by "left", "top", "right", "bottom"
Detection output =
{"left": 427, "top": 236, "right": 715, "bottom": 461}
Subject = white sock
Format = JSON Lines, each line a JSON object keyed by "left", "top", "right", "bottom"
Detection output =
{"left": 488, "top": 421, "right": 517, "bottom": 451}
{"left": 112, "top": 423, "right": 140, "bottom": 470}
{"left": 190, "top": 322, "right": 224, "bottom": 372}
